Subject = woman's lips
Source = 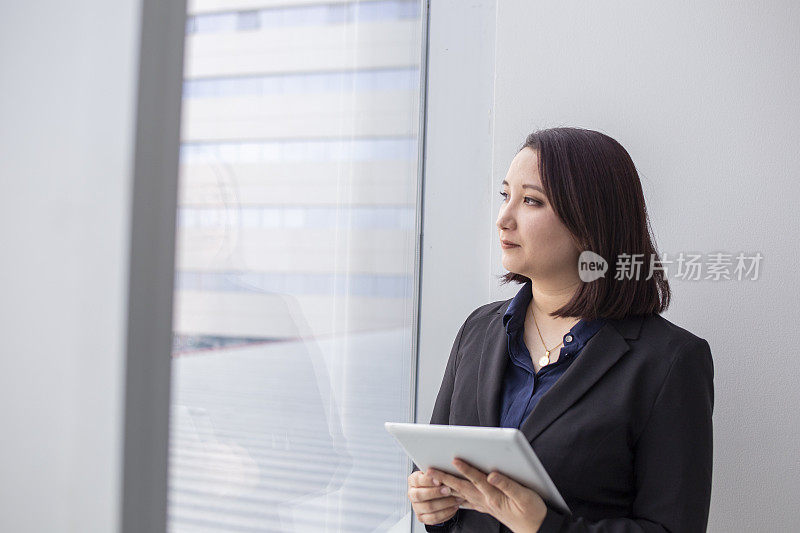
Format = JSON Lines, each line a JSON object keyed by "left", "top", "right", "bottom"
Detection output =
{"left": 501, "top": 241, "right": 520, "bottom": 249}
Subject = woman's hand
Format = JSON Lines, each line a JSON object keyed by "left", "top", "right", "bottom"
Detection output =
{"left": 407, "top": 468, "right": 467, "bottom": 525}
{"left": 427, "top": 458, "right": 548, "bottom": 533}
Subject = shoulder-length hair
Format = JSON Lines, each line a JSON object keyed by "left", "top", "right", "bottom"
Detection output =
{"left": 499, "top": 127, "right": 670, "bottom": 320}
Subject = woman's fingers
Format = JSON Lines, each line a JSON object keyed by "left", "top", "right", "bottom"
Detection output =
{"left": 408, "top": 469, "right": 438, "bottom": 488}
{"left": 452, "top": 458, "right": 490, "bottom": 490}
{"left": 452, "top": 458, "right": 505, "bottom": 504}
{"left": 418, "top": 503, "right": 460, "bottom": 525}
{"left": 427, "top": 467, "right": 468, "bottom": 491}
{"left": 408, "top": 485, "right": 457, "bottom": 503}
{"left": 409, "top": 470, "right": 468, "bottom": 525}
{"left": 414, "top": 495, "right": 464, "bottom": 515}
{"left": 428, "top": 467, "right": 480, "bottom": 500}
{"left": 485, "top": 470, "right": 529, "bottom": 506}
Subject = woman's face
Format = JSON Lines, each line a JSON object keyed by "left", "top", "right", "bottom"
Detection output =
{"left": 496, "top": 147, "right": 581, "bottom": 282}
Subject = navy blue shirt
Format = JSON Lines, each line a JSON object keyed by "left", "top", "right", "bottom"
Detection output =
{"left": 500, "top": 280, "right": 606, "bottom": 429}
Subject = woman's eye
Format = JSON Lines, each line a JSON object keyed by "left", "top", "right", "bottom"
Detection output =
{"left": 499, "top": 191, "right": 541, "bottom": 206}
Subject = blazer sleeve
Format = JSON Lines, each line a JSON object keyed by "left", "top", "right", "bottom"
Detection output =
{"left": 410, "top": 311, "right": 475, "bottom": 532}
{"left": 537, "top": 337, "right": 715, "bottom": 533}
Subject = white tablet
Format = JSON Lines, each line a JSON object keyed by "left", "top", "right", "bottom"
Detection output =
{"left": 385, "top": 422, "right": 570, "bottom": 515}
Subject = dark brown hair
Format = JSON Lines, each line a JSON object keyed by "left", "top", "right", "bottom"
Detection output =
{"left": 498, "top": 127, "right": 670, "bottom": 320}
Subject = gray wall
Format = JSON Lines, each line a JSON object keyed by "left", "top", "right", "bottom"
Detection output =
{"left": 415, "top": 0, "right": 498, "bottom": 435}
{"left": 0, "top": 3, "right": 141, "bottom": 531}
{"left": 0, "top": 1, "right": 184, "bottom": 532}
{"left": 419, "top": 0, "right": 799, "bottom": 531}
{"left": 413, "top": 2, "right": 498, "bottom": 526}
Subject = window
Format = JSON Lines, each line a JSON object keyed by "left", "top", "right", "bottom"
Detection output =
{"left": 168, "top": 1, "right": 426, "bottom": 530}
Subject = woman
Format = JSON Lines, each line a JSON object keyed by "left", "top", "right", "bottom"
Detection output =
{"left": 406, "top": 127, "right": 714, "bottom": 532}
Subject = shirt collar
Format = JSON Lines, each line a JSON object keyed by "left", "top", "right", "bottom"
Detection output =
{"left": 502, "top": 280, "right": 533, "bottom": 334}
{"left": 502, "top": 279, "right": 607, "bottom": 352}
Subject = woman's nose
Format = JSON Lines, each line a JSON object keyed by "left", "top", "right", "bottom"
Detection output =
{"left": 496, "top": 206, "right": 514, "bottom": 230}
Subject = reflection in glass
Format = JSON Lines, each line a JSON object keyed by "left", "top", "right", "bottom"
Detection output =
{"left": 168, "top": 0, "right": 424, "bottom": 531}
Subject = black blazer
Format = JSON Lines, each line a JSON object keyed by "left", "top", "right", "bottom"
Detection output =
{"left": 413, "top": 298, "right": 714, "bottom": 533}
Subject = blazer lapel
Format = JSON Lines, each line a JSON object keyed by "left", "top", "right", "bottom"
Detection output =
{"left": 475, "top": 298, "right": 646, "bottom": 438}
{"left": 476, "top": 300, "right": 513, "bottom": 427}
{"left": 518, "top": 314, "right": 645, "bottom": 443}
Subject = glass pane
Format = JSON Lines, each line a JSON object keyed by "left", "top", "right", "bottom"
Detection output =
{"left": 168, "top": 1, "right": 424, "bottom": 531}
{"left": 186, "top": 1, "right": 421, "bottom": 33}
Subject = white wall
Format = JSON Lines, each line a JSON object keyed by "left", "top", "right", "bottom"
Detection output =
{"left": 487, "top": 1, "right": 799, "bottom": 531}
{"left": 0, "top": 2, "right": 141, "bottom": 532}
